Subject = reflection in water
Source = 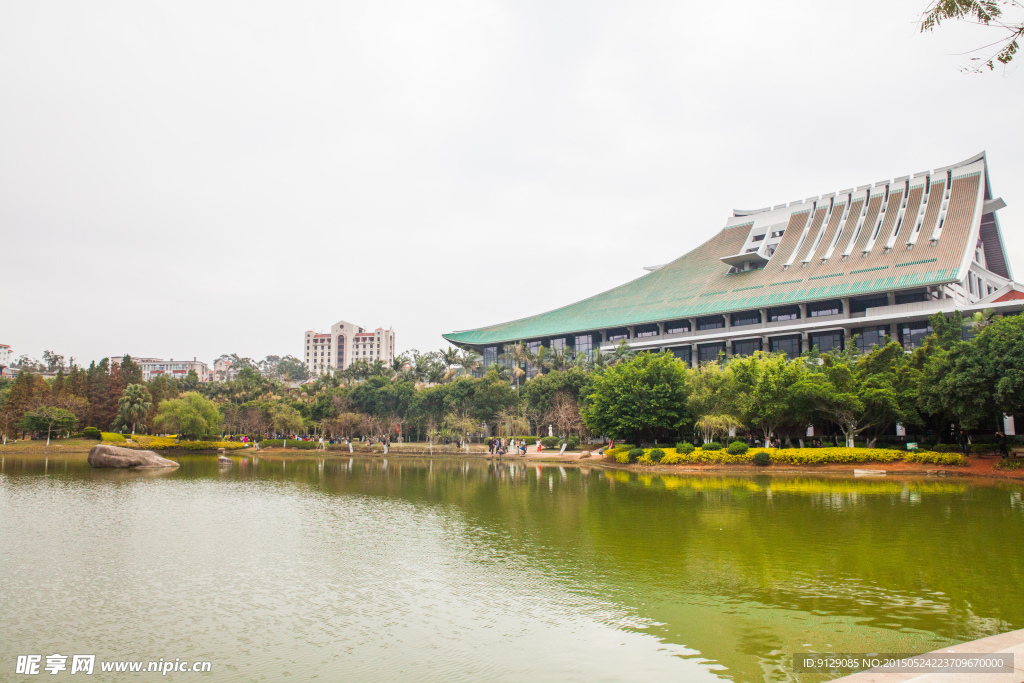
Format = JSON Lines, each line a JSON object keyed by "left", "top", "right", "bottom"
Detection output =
{"left": 0, "top": 455, "right": 1022, "bottom": 682}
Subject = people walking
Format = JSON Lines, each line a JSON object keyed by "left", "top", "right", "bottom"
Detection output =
{"left": 958, "top": 429, "right": 970, "bottom": 458}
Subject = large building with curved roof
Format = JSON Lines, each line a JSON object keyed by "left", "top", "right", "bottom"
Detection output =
{"left": 444, "top": 152, "right": 1021, "bottom": 367}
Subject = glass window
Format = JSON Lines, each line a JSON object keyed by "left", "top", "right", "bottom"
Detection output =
{"left": 483, "top": 346, "right": 498, "bottom": 367}
{"left": 808, "top": 299, "right": 843, "bottom": 317}
{"left": 635, "top": 324, "right": 659, "bottom": 338}
{"left": 849, "top": 295, "right": 889, "bottom": 314}
{"left": 732, "top": 338, "right": 762, "bottom": 357}
{"left": 697, "top": 342, "right": 725, "bottom": 364}
{"left": 768, "top": 306, "right": 800, "bottom": 322}
{"left": 574, "top": 334, "right": 593, "bottom": 358}
{"left": 854, "top": 326, "right": 888, "bottom": 352}
{"left": 899, "top": 323, "right": 932, "bottom": 350}
{"left": 606, "top": 328, "right": 628, "bottom": 342}
{"left": 809, "top": 331, "right": 843, "bottom": 353}
{"left": 697, "top": 316, "right": 724, "bottom": 331}
{"left": 895, "top": 290, "right": 928, "bottom": 305}
{"left": 731, "top": 311, "right": 761, "bottom": 327}
{"left": 664, "top": 319, "right": 690, "bottom": 334}
{"left": 769, "top": 335, "right": 801, "bottom": 359}
{"left": 549, "top": 338, "right": 566, "bottom": 352}
{"left": 668, "top": 346, "right": 691, "bottom": 365}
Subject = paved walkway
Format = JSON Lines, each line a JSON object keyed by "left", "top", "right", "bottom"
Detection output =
{"left": 832, "top": 628, "right": 1024, "bottom": 682}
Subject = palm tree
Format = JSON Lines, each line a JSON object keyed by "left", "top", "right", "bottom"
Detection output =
{"left": 439, "top": 347, "right": 459, "bottom": 379}
{"left": 499, "top": 341, "right": 530, "bottom": 390}
{"left": 117, "top": 384, "right": 153, "bottom": 435}
{"left": 610, "top": 339, "right": 636, "bottom": 365}
{"left": 587, "top": 348, "right": 608, "bottom": 371}
{"left": 458, "top": 349, "right": 481, "bottom": 377}
{"left": 391, "top": 352, "right": 410, "bottom": 375}
{"left": 548, "top": 345, "right": 572, "bottom": 371}
{"left": 526, "top": 345, "right": 551, "bottom": 377}
{"left": 972, "top": 308, "right": 1002, "bottom": 328}
{"left": 411, "top": 350, "right": 432, "bottom": 382}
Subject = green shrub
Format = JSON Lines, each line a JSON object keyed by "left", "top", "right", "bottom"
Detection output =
{"left": 727, "top": 441, "right": 749, "bottom": 455}
{"left": 82, "top": 427, "right": 102, "bottom": 440}
{"left": 660, "top": 451, "right": 683, "bottom": 465}
{"left": 752, "top": 451, "right": 771, "bottom": 467}
{"left": 995, "top": 459, "right": 1024, "bottom": 471}
{"left": 101, "top": 432, "right": 126, "bottom": 443}
{"left": 257, "top": 439, "right": 317, "bottom": 450}
{"left": 903, "top": 452, "right": 966, "bottom": 466}
{"left": 702, "top": 441, "right": 722, "bottom": 451}
{"left": 675, "top": 442, "right": 695, "bottom": 454}
{"left": 649, "top": 448, "right": 666, "bottom": 463}
{"left": 540, "top": 436, "right": 561, "bottom": 449}
{"left": 627, "top": 448, "right": 645, "bottom": 463}
{"left": 567, "top": 436, "right": 581, "bottom": 451}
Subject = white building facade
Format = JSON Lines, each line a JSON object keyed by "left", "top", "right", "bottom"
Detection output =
{"left": 0, "top": 344, "right": 10, "bottom": 367}
{"left": 136, "top": 358, "right": 212, "bottom": 383}
{"left": 304, "top": 320, "right": 396, "bottom": 375}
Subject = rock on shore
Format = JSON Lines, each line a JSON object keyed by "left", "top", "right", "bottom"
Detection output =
{"left": 88, "top": 444, "right": 180, "bottom": 468}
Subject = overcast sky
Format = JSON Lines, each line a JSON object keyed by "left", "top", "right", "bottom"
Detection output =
{"left": 2, "top": 0, "right": 1021, "bottom": 366}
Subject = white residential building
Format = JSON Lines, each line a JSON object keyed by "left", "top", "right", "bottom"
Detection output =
{"left": 136, "top": 358, "right": 212, "bottom": 383}
{"left": 304, "top": 320, "right": 396, "bottom": 374}
{"left": 0, "top": 344, "right": 11, "bottom": 367}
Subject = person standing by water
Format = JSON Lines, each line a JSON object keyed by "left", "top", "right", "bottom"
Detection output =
{"left": 996, "top": 430, "right": 1009, "bottom": 459}
{"left": 958, "top": 428, "right": 970, "bottom": 458}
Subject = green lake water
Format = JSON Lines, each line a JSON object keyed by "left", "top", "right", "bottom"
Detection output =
{"left": 1, "top": 455, "right": 1022, "bottom": 681}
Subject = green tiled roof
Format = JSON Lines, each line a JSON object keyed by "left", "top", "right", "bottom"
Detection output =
{"left": 443, "top": 172, "right": 982, "bottom": 347}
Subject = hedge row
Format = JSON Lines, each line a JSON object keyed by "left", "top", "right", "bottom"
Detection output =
{"left": 613, "top": 446, "right": 966, "bottom": 467}
{"left": 130, "top": 435, "right": 247, "bottom": 451}
{"left": 101, "top": 432, "right": 126, "bottom": 443}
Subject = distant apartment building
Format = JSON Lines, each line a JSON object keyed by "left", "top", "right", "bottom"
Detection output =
{"left": 0, "top": 344, "right": 10, "bottom": 367}
{"left": 304, "top": 320, "right": 396, "bottom": 374}
{"left": 213, "top": 357, "right": 236, "bottom": 382}
{"left": 135, "top": 358, "right": 212, "bottom": 383}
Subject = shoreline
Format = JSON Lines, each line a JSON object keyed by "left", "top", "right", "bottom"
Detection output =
{"left": 3, "top": 440, "right": 1023, "bottom": 481}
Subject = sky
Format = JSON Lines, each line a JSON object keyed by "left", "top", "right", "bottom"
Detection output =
{"left": 2, "top": 0, "right": 1021, "bottom": 366}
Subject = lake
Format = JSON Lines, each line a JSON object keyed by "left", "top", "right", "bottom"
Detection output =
{"left": 1, "top": 454, "right": 1022, "bottom": 681}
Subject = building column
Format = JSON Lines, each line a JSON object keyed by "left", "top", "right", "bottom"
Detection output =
{"left": 842, "top": 297, "right": 851, "bottom": 318}
{"left": 762, "top": 335, "right": 770, "bottom": 353}
{"left": 887, "top": 291, "right": 896, "bottom": 306}
{"left": 657, "top": 322, "right": 665, "bottom": 336}
{"left": 688, "top": 318, "right": 697, "bottom": 334}
{"left": 724, "top": 315, "right": 731, "bottom": 331}
{"left": 627, "top": 325, "right": 635, "bottom": 339}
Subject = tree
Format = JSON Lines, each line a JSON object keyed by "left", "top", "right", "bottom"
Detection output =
{"left": 42, "top": 350, "right": 66, "bottom": 373}
{"left": 730, "top": 352, "right": 806, "bottom": 442}
{"left": 272, "top": 404, "right": 305, "bottom": 437}
{"left": 21, "top": 406, "right": 77, "bottom": 445}
{"left": 153, "top": 392, "right": 223, "bottom": 440}
{"left": 457, "top": 349, "right": 480, "bottom": 378}
{"left": 610, "top": 340, "right": 635, "bottom": 365}
{"left": 500, "top": 342, "right": 530, "bottom": 390}
{"left": 526, "top": 345, "right": 551, "bottom": 376}
{"left": 120, "top": 355, "right": 144, "bottom": 385}
{"left": 686, "top": 362, "right": 738, "bottom": 441}
{"left": 116, "top": 384, "right": 152, "bottom": 435}
{"left": 920, "top": 0, "right": 1023, "bottom": 71}
{"left": 581, "top": 351, "right": 691, "bottom": 445}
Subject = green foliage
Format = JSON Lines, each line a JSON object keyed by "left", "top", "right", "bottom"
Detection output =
{"left": 82, "top": 427, "right": 102, "bottom": 440}
{"left": 154, "top": 392, "right": 223, "bottom": 440}
{"left": 702, "top": 441, "right": 722, "bottom": 451}
{"left": 995, "top": 459, "right": 1024, "bottom": 471}
{"left": 752, "top": 451, "right": 771, "bottom": 467}
{"left": 581, "top": 351, "right": 691, "bottom": 445}
{"left": 727, "top": 441, "right": 749, "bottom": 455}
{"left": 902, "top": 452, "right": 967, "bottom": 466}
{"left": 675, "top": 442, "right": 695, "bottom": 454}
{"left": 20, "top": 407, "right": 78, "bottom": 442}
{"left": 649, "top": 448, "right": 666, "bottom": 462}
{"left": 540, "top": 436, "right": 561, "bottom": 449}
{"left": 566, "top": 436, "right": 581, "bottom": 451}
{"left": 130, "top": 435, "right": 247, "bottom": 451}
{"left": 101, "top": 432, "right": 126, "bottom": 442}
{"left": 258, "top": 439, "right": 318, "bottom": 450}
{"left": 627, "top": 448, "right": 645, "bottom": 463}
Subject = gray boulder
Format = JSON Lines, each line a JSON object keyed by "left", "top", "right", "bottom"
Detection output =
{"left": 217, "top": 455, "right": 232, "bottom": 465}
{"left": 88, "top": 444, "right": 180, "bottom": 469}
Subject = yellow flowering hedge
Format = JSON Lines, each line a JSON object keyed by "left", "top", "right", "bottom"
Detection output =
{"left": 619, "top": 446, "right": 966, "bottom": 467}
{"left": 128, "top": 435, "right": 247, "bottom": 451}
{"left": 100, "top": 432, "right": 126, "bottom": 443}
